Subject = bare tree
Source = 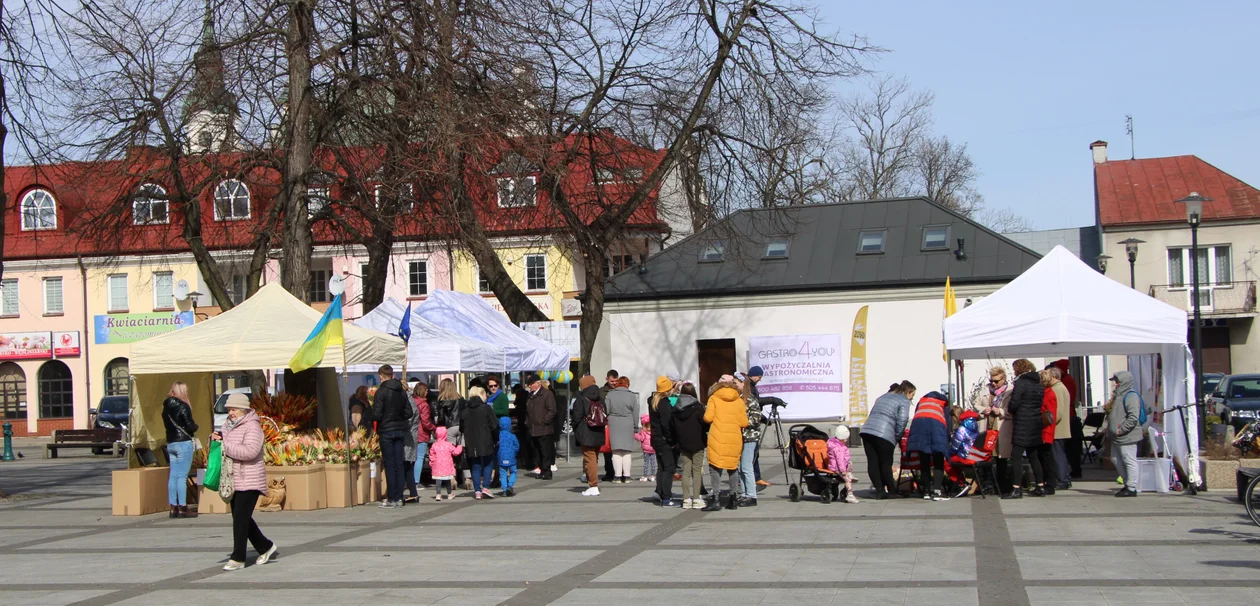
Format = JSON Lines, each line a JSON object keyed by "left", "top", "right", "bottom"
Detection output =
{"left": 915, "top": 134, "right": 983, "bottom": 215}
{"left": 977, "top": 207, "right": 1033, "bottom": 233}
{"left": 835, "top": 75, "right": 933, "bottom": 200}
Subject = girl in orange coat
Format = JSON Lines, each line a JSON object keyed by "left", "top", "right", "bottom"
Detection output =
{"left": 702, "top": 375, "right": 749, "bottom": 511}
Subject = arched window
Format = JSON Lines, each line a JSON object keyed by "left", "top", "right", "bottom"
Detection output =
{"left": 38, "top": 360, "right": 73, "bottom": 419}
{"left": 20, "top": 189, "right": 58, "bottom": 231}
{"left": 133, "top": 183, "right": 169, "bottom": 225}
{"left": 0, "top": 362, "right": 26, "bottom": 420}
{"left": 104, "top": 358, "right": 130, "bottom": 396}
{"left": 213, "top": 179, "right": 251, "bottom": 221}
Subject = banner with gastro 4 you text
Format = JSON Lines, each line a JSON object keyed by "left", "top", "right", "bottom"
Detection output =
{"left": 749, "top": 333, "right": 846, "bottom": 420}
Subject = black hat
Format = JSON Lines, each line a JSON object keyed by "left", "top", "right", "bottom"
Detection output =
{"left": 524, "top": 373, "right": 541, "bottom": 384}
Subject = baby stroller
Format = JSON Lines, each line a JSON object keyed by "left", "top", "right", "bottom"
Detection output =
{"left": 787, "top": 424, "right": 845, "bottom": 503}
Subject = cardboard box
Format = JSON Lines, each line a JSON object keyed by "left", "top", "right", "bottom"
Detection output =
{"left": 266, "top": 464, "right": 327, "bottom": 511}
{"left": 197, "top": 485, "right": 230, "bottom": 514}
{"left": 111, "top": 467, "right": 169, "bottom": 516}
{"left": 325, "top": 463, "right": 360, "bottom": 508}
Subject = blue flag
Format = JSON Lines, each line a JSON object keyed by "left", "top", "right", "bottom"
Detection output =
{"left": 398, "top": 301, "right": 412, "bottom": 343}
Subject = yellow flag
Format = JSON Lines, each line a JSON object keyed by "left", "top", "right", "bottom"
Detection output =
{"left": 848, "top": 306, "right": 869, "bottom": 425}
{"left": 943, "top": 277, "right": 957, "bottom": 361}
{"left": 289, "top": 294, "right": 345, "bottom": 373}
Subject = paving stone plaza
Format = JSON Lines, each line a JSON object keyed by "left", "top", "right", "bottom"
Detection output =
{"left": 1, "top": 447, "right": 1259, "bottom": 606}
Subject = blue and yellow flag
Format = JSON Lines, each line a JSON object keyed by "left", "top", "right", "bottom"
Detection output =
{"left": 289, "top": 294, "right": 345, "bottom": 373}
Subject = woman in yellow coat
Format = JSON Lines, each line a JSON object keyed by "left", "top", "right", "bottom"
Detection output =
{"left": 703, "top": 375, "right": 749, "bottom": 511}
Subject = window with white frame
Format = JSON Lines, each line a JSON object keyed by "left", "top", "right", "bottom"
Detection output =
{"left": 764, "top": 237, "right": 791, "bottom": 259}
{"left": 133, "top": 183, "right": 170, "bottom": 225}
{"left": 20, "top": 189, "right": 57, "bottom": 231}
{"left": 213, "top": 179, "right": 251, "bottom": 220}
{"left": 699, "top": 242, "right": 724, "bottom": 263}
{"left": 525, "top": 254, "right": 547, "bottom": 291}
{"left": 309, "top": 269, "right": 331, "bottom": 303}
{"left": 1, "top": 279, "right": 18, "bottom": 316}
{"left": 43, "top": 277, "right": 62, "bottom": 315}
{"left": 231, "top": 274, "right": 247, "bottom": 305}
{"left": 858, "top": 230, "right": 887, "bottom": 254}
{"left": 153, "top": 272, "right": 174, "bottom": 310}
{"left": 605, "top": 254, "right": 645, "bottom": 277}
{"left": 496, "top": 176, "right": 537, "bottom": 208}
{"left": 307, "top": 177, "right": 333, "bottom": 217}
{"left": 408, "top": 261, "right": 428, "bottom": 297}
{"left": 108, "top": 274, "right": 128, "bottom": 312}
{"left": 1168, "top": 245, "right": 1232, "bottom": 288}
{"left": 922, "top": 225, "right": 950, "bottom": 250}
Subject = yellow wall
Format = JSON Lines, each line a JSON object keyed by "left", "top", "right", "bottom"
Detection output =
{"left": 450, "top": 244, "right": 573, "bottom": 321}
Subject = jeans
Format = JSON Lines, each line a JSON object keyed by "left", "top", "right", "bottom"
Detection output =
{"left": 413, "top": 441, "right": 429, "bottom": 486}
{"left": 861, "top": 434, "right": 897, "bottom": 496}
{"left": 1010, "top": 445, "right": 1043, "bottom": 490}
{"left": 228, "top": 489, "right": 273, "bottom": 563}
{"left": 500, "top": 464, "right": 517, "bottom": 489}
{"left": 379, "top": 430, "right": 406, "bottom": 502}
{"left": 642, "top": 453, "right": 658, "bottom": 477}
{"left": 738, "top": 441, "right": 758, "bottom": 499}
{"left": 679, "top": 450, "right": 704, "bottom": 500}
{"left": 581, "top": 447, "right": 600, "bottom": 486}
{"left": 166, "top": 440, "right": 194, "bottom": 506}
{"left": 533, "top": 435, "right": 556, "bottom": 474}
{"left": 611, "top": 450, "right": 632, "bottom": 477}
{"left": 1052, "top": 439, "right": 1071, "bottom": 485}
{"left": 654, "top": 447, "right": 677, "bottom": 502}
{"left": 1112, "top": 442, "right": 1139, "bottom": 491}
{"left": 709, "top": 465, "right": 740, "bottom": 500}
{"left": 470, "top": 455, "right": 493, "bottom": 492}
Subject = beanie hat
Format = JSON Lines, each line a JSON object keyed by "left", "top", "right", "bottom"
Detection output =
{"left": 656, "top": 376, "right": 675, "bottom": 393}
{"left": 833, "top": 425, "right": 850, "bottom": 441}
{"left": 579, "top": 374, "right": 597, "bottom": 390}
{"left": 749, "top": 365, "right": 764, "bottom": 377}
{"left": 225, "top": 393, "right": 252, "bottom": 410}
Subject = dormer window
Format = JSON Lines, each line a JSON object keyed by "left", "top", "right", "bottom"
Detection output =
{"left": 858, "top": 230, "right": 886, "bottom": 254}
{"left": 497, "top": 176, "right": 536, "bottom": 208}
{"left": 922, "top": 225, "right": 951, "bottom": 251}
{"left": 20, "top": 189, "right": 57, "bottom": 231}
{"left": 699, "top": 241, "right": 725, "bottom": 263}
{"left": 213, "top": 179, "right": 251, "bottom": 221}
{"left": 764, "top": 238, "right": 790, "bottom": 259}
{"left": 133, "top": 184, "right": 170, "bottom": 225}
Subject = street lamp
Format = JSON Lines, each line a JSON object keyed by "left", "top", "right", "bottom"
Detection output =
{"left": 1176, "top": 192, "right": 1211, "bottom": 461}
{"left": 1096, "top": 254, "right": 1112, "bottom": 274}
{"left": 1118, "top": 237, "right": 1145, "bottom": 288}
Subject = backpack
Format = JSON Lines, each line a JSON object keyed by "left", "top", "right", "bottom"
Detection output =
{"left": 1127, "top": 390, "right": 1148, "bottom": 425}
{"left": 584, "top": 398, "right": 608, "bottom": 429}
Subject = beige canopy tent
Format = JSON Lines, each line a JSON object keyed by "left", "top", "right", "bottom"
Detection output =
{"left": 127, "top": 283, "right": 405, "bottom": 458}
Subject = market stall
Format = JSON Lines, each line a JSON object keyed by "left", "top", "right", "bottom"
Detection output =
{"left": 415, "top": 289, "right": 570, "bottom": 370}
{"left": 351, "top": 298, "right": 508, "bottom": 373}
{"left": 943, "top": 245, "right": 1200, "bottom": 487}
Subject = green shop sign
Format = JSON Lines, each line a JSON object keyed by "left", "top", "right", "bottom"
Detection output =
{"left": 94, "top": 311, "right": 194, "bottom": 344}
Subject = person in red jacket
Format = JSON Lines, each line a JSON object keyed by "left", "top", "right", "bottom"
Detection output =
{"left": 1036, "top": 370, "right": 1060, "bottom": 496}
{"left": 409, "top": 382, "right": 436, "bottom": 493}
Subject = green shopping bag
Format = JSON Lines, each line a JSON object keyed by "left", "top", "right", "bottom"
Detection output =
{"left": 203, "top": 441, "right": 223, "bottom": 491}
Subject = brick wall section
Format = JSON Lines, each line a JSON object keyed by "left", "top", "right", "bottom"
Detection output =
{"left": 7, "top": 418, "right": 76, "bottom": 437}
{"left": 2, "top": 418, "right": 29, "bottom": 436}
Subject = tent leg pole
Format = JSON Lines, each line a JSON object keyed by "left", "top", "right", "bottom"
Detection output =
{"left": 342, "top": 344, "right": 353, "bottom": 509}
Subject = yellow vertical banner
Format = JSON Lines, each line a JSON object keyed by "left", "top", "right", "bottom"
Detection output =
{"left": 943, "top": 277, "right": 957, "bottom": 361}
{"left": 848, "top": 306, "right": 870, "bottom": 425}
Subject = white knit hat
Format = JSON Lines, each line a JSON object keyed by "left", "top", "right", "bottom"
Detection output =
{"left": 833, "top": 425, "right": 850, "bottom": 441}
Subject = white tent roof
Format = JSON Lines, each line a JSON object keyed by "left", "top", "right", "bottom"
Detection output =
{"left": 415, "top": 290, "right": 570, "bottom": 371}
{"left": 944, "top": 246, "right": 1188, "bottom": 359}
{"left": 130, "top": 283, "right": 404, "bottom": 374}
{"left": 352, "top": 298, "right": 507, "bottom": 373}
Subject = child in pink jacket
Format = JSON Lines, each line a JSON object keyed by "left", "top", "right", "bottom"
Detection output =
{"left": 634, "top": 414, "right": 656, "bottom": 482}
{"left": 428, "top": 426, "right": 463, "bottom": 501}
{"left": 827, "top": 426, "right": 860, "bottom": 503}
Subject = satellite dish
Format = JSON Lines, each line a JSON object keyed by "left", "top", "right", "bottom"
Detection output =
{"left": 328, "top": 274, "right": 346, "bottom": 296}
{"left": 173, "top": 280, "right": 191, "bottom": 301}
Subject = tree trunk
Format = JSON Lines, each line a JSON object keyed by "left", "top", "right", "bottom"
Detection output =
{"left": 362, "top": 236, "right": 392, "bottom": 314}
{"left": 280, "top": 0, "right": 315, "bottom": 303}
{"left": 577, "top": 250, "right": 609, "bottom": 376}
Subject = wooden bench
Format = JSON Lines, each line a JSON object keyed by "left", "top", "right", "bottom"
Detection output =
{"left": 45, "top": 429, "right": 124, "bottom": 458}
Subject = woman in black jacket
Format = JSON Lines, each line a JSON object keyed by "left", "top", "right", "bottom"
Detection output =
{"left": 1003, "top": 359, "right": 1046, "bottom": 499}
{"left": 163, "top": 381, "right": 198, "bottom": 518}
{"left": 570, "top": 381, "right": 606, "bottom": 496}
{"left": 460, "top": 386, "right": 500, "bottom": 499}
{"left": 648, "top": 377, "right": 678, "bottom": 506}
{"left": 671, "top": 383, "right": 707, "bottom": 509}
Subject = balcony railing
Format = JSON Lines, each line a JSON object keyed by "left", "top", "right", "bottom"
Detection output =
{"left": 1148, "top": 281, "right": 1257, "bottom": 315}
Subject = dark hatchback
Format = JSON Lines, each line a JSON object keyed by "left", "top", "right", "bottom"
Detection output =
{"left": 1206, "top": 374, "right": 1260, "bottom": 430}
{"left": 93, "top": 395, "right": 130, "bottom": 430}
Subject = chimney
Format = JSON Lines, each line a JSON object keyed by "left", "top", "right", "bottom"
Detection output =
{"left": 1090, "top": 140, "right": 1108, "bottom": 164}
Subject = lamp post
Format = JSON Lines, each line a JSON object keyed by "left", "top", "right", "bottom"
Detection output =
{"left": 1096, "top": 254, "right": 1111, "bottom": 274}
{"left": 1176, "top": 192, "right": 1211, "bottom": 456}
{"left": 1118, "top": 237, "right": 1145, "bottom": 288}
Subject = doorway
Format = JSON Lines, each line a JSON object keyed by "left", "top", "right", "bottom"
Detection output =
{"left": 1199, "top": 326, "right": 1231, "bottom": 374}
{"left": 697, "top": 339, "right": 737, "bottom": 393}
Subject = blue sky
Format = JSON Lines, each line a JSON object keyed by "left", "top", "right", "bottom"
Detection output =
{"left": 817, "top": 1, "right": 1260, "bottom": 230}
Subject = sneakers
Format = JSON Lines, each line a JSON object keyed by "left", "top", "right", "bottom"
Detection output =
{"left": 922, "top": 492, "right": 933, "bottom": 500}
{"left": 1115, "top": 488, "right": 1137, "bottom": 497}
{"left": 682, "top": 497, "right": 694, "bottom": 509}
{"left": 377, "top": 500, "right": 394, "bottom": 508}
{"left": 640, "top": 476, "right": 650, "bottom": 482}
{"left": 580, "top": 474, "right": 588, "bottom": 483}
{"left": 582, "top": 486, "right": 601, "bottom": 496}
{"left": 223, "top": 560, "right": 245, "bottom": 571}
{"left": 504, "top": 487, "right": 516, "bottom": 498}
{"left": 649, "top": 476, "right": 656, "bottom": 482}
{"left": 531, "top": 468, "right": 542, "bottom": 475}
{"left": 661, "top": 499, "right": 674, "bottom": 507}
{"left": 551, "top": 464, "right": 558, "bottom": 472}
{"left": 740, "top": 497, "right": 758, "bottom": 507}
{"left": 619, "top": 477, "right": 630, "bottom": 484}
{"left": 481, "top": 490, "right": 496, "bottom": 499}
{"left": 930, "top": 490, "right": 950, "bottom": 502}
{"left": 1001, "top": 488, "right": 1023, "bottom": 500}
{"left": 255, "top": 543, "right": 278, "bottom": 565}
{"left": 845, "top": 492, "right": 860, "bottom": 504}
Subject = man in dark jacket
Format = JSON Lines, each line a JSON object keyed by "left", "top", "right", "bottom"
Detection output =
{"left": 1002, "top": 359, "right": 1045, "bottom": 500}
{"left": 571, "top": 380, "right": 605, "bottom": 496}
{"left": 372, "top": 365, "right": 413, "bottom": 508}
{"left": 525, "top": 373, "right": 557, "bottom": 479}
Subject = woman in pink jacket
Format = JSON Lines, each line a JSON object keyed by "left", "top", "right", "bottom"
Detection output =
{"left": 211, "top": 393, "right": 276, "bottom": 571}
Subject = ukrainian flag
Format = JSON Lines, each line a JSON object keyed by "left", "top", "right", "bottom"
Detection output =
{"left": 289, "top": 294, "right": 345, "bottom": 373}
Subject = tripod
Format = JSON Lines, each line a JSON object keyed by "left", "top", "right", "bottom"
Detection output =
{"left": 760, "top": 398, "right": 791, "bottom": 483}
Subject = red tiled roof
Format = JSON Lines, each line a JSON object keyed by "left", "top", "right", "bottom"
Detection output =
{"left": 1095, "top": 155, "right": 1260, "bottom": 227}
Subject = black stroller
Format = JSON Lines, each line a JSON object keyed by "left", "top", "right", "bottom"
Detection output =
{"left": 786, "top": 424, "right": 845, "bottom": 503}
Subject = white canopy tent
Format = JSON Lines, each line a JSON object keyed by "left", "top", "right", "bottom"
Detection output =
{"left": 944, "top": 246, "right": 1201, "bottom": 486}
{"left": 415, "top": 289, "right": 571, "bottom": 371}
{"left": 351, "top": 298, "right": 508, "bottom": 373}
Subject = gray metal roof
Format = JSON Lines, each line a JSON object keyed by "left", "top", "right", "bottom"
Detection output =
{"left": 605, "top": 197, "right": 1043, "bottom": 301}
{"left": 1002, "top": 226, "right": 1101, "bottom": 269}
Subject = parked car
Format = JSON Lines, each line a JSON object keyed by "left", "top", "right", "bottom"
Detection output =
{"left": 1206, "top": 374, "right": 1260, "bottom": 430}
{"left": 89, "top": 395, "right": 130, "bottom": 454}
{"left": 1203, "top": 373, "right": 1226, "bottom": 398}
{"left": 212, "top": 387, "right": 250, "bottom": 431}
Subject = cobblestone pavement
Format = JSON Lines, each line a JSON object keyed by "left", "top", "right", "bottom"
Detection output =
{"left": 1, "top": 445, "right": 1258, "bottom": 606}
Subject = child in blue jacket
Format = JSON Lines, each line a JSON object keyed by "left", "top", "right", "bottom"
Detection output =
{"left": 497, "top": 416, "right": 520, "bottom": 497}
